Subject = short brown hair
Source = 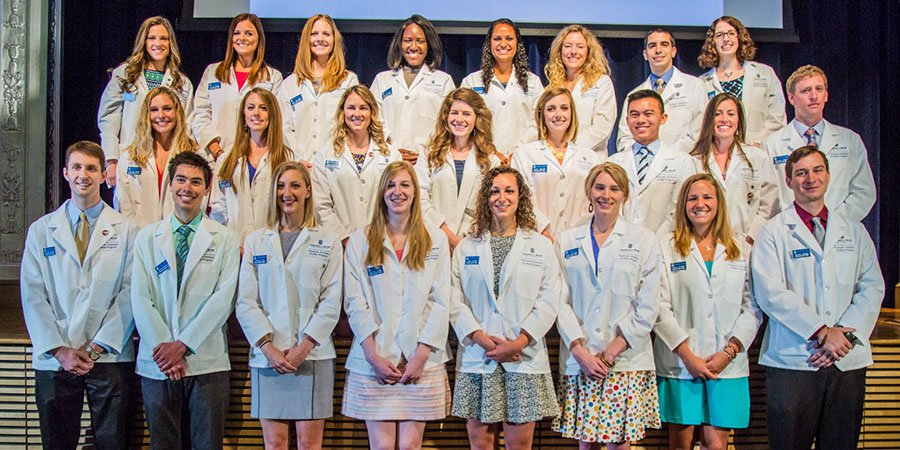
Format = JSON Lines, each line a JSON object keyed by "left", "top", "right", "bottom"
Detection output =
{"left": 785, "top": 145, "right": 829, "bottom": 180}
{"left": 786, "top": 65, "right": 828, "bottom": 94}
{"left": 697, "top": 16, "right": 757, "bottom": 68}
{"left": 65, "top": 141, "right": 106, "bottom": 168}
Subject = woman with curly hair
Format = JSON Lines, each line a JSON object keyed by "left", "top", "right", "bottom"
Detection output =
{"left": 115, "top": 86, "right": 209, "bottom": 228}
{"left": 450, "top": 166, "right": 561, "bottom": 450}
{"left": 192, "top": 13, "right": 283, "bottom": 162}
{"left": 371, "top": 14, "right": 456, "bottom": 163}
{"left": 277, "top": 14, "right": 358, "bottom": 166}
{"left": 415, "top": 88, "right": 502, "bottom": 253}
{"left": 554, "top": 162, "right": 662, "bottom": 449}
{"left": 697, "top": 15, "right": 785, "bottom": 146}
{"left": 98, "top": 16, "right": 193, "bottom": 187}
{"left": 544, "top": 24, "right": 617, "bottom": 153}
{"left": 311, "top": 85, "right": 401, "bottom": 241}
{"left": 461, "top": 19, "right": 544, "bottom": 157}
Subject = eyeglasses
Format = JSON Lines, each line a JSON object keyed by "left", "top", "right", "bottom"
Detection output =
{"left": 714, "top": 30, "right": 738, "bottom": 40}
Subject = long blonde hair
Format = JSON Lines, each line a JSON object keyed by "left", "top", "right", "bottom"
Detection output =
{"left": 126, "top": 87, "right": 197, "bottom": 168}
{"left": 266, "top": 161, "right": 317, "bottom": 229}
{"left": 673, "top": 173, "right": 740, "bottom": 260}
{"left": 214, "top": 13, "right": 271, "bottom": 85}
{"left": 292, "top": 14, "right": 349, "bottom": 92}
{"left": 545, "top": 24, "right": 610, "bottom": 93}
{"left": 218, "top": 88, "right": 293, "bottom": 189}
{"left": 365, "top": 161, "right": 431, "bottom": 271}
{"left": 425, "top": 88, "right": 497, "bottom": 173}
{"left": 116, "top": 16, "right": 186, "bottom": 93}
{"left": 332, "top": 85, "right": 390, "bottom": 157}
{"left": 535, "top": 86, "right": 579, "bottom": 142}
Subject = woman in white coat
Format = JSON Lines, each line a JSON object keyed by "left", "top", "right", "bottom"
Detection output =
{"left": 342, "top": 161, "right": 451, "bottom": 449}
{"left": 450, "top": 166, "right": 561, "bottom": 450}
{"left": 98, "top": 16, "right": 193, "bottom": 187}
{"left": 237, "top": 161, "right": 342, "bottom": 450}
{"left": 210, "top": 88, "right": 293, "bottom": 245}
{"left": 311, "top": 85, "right": 401, "bottom": 242}
{"left": 192, "top": 13, "right": 283, "bottom": 162}
{"left": 544, "top": 24, "right": 617, "bottom": 154}
{"left": 461, "top": 19, "right": 543, "bottom": 158}
{"left": 371, "top": 15, "right": 455, "bottom": 164}
{"left": 697, "top": 16, "right": 785, "bottom": 146}
{"left": 511, "top": 87, "right": 604, "bottom": 238}
{"left": 690, "top": 93, "right": 779, "bottom": 245}
{"left": 277, "top": 14, "right": 358, "bottom": 166}
{"left": 115, "top": 87, "right": 211, "bottom": 228}
{"left": 654, "top": 173, "right": 761, "bottom": 450}
{"left": 415, "top": 87, "right": 501, "bottom": 253}
{"left": 553, "top": 162, "right": 661, "bottom": 449}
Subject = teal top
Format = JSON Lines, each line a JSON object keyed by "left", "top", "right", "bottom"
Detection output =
{"left": 704, "top": 260, "right": 713, "bottom": 276}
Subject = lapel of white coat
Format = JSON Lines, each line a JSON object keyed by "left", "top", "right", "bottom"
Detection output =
{"left": 152, "top": 219, "right": 179, "bottom": 326}
{"left": 48, "top": 204, "right": 81, "bottom": 266}
{"left": 456, "top": 149, "right": 481, "bottom": 215}
{"left": 741, "top": 62, "right": 761, "bottom": 108}
{"left": 497, "top": 229, "right": 528, "bottom": 299}
{"left": 82, "top": 207, "right": 121, "bottom": 264}
{"left": 181, "top": 217, "right": 216, "bottom": 297}
{"left": 576, "top": 220, "right": 600, "bottom": 285}
{"left": 818, "top": 120, "right": 840, "bottom": 155}
{"left": 641, "top": 146, "right": 669, "bottom": 192}
{"left": 785, "top": 208, "right": 822, "bottom": 257}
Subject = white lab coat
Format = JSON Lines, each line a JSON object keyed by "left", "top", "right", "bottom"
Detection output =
{"left": 451, "top": 229, "right": 561, "bottom": 374}
{"left": 191, "top": 63, "right": 283, "bottom": 156}
{"left": 131, "top": 216, "right": 239, "bottom": 380}
{"left": 617, "top": 67, "right": 707, "bottom": 153}
{"left": 608, "top": 142, "right": 696, "bottom": 233}
{"left": 311, "top": 142, "right": 401, "bottom": 240}
{"left": 654, "top": 234, "right": 761, "bottom": 379}
{"left": 461, "top": 69, "right": 543, "bottom": 156}
{"left": 750, "top": 206, "right": 884, "bottom": 371}
{"left": 21, "top": 202, "right": 138, "bottom": 371}
{"left": 371, "top": 66, "right": 455, "bottom": 151}
{"left": 98, "top": 64, "right": 194, "bottom": 162}
{"left": 343, "top": 227, "right": 451, "bottom": 377}
{"left": 700, "top": 61, "right": 786, "bottom": 145}
{"left": 570, "top": 75, "right": 617, "bottom": 153}
{"left": 209, "top": 153, "right": 275, "bottom": 243}
{"left": 114, "top": 150, "right": 213, "bottom": 228}
{"left": 276, "top": 71, "right": 359, "bottom": 163}
{"left": 236, "top": 226, "right": 342, "bottom": 368}
{"left": 762, "top": 119, "right": 876, "bottom": 222}
{"left": 697, "top": 145, "right": 780, "bottom": 242}
{"left": 555, "top": 219, "right": 661, "bottom": 374}
{"left": 415, "top": 147, "right": 500, "bottom": 236}
{"left": 510, "top": 140, "right": 603, "bottom": 236}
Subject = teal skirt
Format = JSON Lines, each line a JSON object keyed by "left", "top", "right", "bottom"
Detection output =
{"left": 657, "top": 376, "right": 750, "bottom": 429}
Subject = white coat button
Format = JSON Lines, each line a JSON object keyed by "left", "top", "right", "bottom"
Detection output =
{"left": 501, "top": 101, "right": 507, "bottom": 106}
{"left": 312, "top": 134, "right": 317, "bottom": 139}
{"left": 594, "top": 307, "right": 601, "bottom": 313}
{"left": 361, "top": 179, "right": 366, "bottom": 184}
{"left": 707, "top": 313, "right": 713, "bottom": 319}
{"left": 595, "top": 328, "right": 602, "bottom": 333}
{"left": 708, "top": 294, "right": 713, "bottom": 299}
{"left": 313, "top": 118, "right": 317, "bottom": 123}
{"left": 493, "top": 308, "right": 499, "bottom": 314}
{"left": 314, "top": 101, "right": 318, "bottom": 107}
{"left": 559, "top": 193, "right": 565, "bottom": 198}
{"left": 559, "top": 174, "right": 565, "bottom": 180}
{"left": 405, "top": 95, "right": 409, "bottom": 100}
{"left": 826, "top": 311, "right": 832, "bottom": 316}
{"left": 824, "top": 285, "right": 831, "bottom": 290}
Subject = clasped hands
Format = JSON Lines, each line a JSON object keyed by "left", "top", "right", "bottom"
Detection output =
{"left": 808, "top": 325, "right": 857, "bottom": 369}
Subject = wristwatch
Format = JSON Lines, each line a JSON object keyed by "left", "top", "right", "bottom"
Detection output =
{"left": 85, "top": 344, "right": 102, "bottom": 361}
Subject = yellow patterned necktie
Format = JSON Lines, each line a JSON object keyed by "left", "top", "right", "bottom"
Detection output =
{"left": 75, "top": 212, "right": 89, "bottom": 264}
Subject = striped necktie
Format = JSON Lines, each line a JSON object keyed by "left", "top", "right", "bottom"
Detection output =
{"left": 175, "top": 225, "right": 192, "bottom": 291}
{"left": 636, "top": 146, "right": 652, "bottom": 185}
{"left": 811, "top": 216, "right": 825, "bottom": 249}
{"left": 804, "top": 127, "right": 818, "bottom": 147}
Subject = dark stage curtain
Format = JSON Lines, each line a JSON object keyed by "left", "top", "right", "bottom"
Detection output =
{"left": 58, "top": 0, "right": 899, "bottom": 305}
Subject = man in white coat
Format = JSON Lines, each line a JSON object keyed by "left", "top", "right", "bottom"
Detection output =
{"left": 131, "top": 151, "right": 239, "bottom": 450}
{"left": 609, "top": 90, "right": 696, "bottom": 233}
{"left": 763, "top": 65, "right": 876, "bottom": 222}
{"left": 616, "top": 28, "right": 707, "bottom": 153}
{"left": 21, "top": 141, "right": 138, "bottom": 450}
{"left": 751, "top": 146, "right": 884, "bottom": 450}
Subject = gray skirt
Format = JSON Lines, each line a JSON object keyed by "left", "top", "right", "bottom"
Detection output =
{"left": 250, "top": 359, "right": 334, "bottom": 420}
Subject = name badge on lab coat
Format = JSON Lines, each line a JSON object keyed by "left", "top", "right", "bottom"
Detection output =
{"left": 253, "top": 255, "right": 267, "bottom": 265}
{"left": 43, "top": 246, "right": 56, "bottom": 257}
{"left": 473, "top": 86, "right": 485, "bottom": 94}
{"left": 325, "top": 160, "right": 340, "bottom": 170}
{"left": 791, "top": 248, "right": 811, "bottom": 259}
{"left": 773, "top": 155, "right": 789, "bottom": 165}
{"left": 208, "top": 81, "right": 222, "bottom": 90}
{"left": 564, "top": 248, "right": 579, "bottom": 259}
{"left": 381, "top": 87, "right": 393, "bottom": 100}
{"left": 670, "top": 261, "right": 687, "bottom": 272}
{"left": 290, "top": 94, "right": 303, "bottom": 109}
{"left": 218, "top": 180, "right": 232, "bottom": 190}
{"left": 532, "top": 164, "right": 548, "bottom": 173}
{"left": 122, "top": 91, "right": 137, "bottom": 102}
{"left": 367, "top": 265, "right": 384, "bottom": 276}
{"left": 126, "top": 166, "right": 142, "bottom": 176}
{"left": 155, "top": 260, "right": 170, "bottom": 275}
{"left": 465, "top": 256, "right": 480, "bottom": 265}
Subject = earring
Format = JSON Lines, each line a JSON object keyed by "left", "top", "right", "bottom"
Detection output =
{"left": 588, "top": 203, "right": 593, "bottom": 213}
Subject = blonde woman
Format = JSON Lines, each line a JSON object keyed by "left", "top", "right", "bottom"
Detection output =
{"left": 371, "top": 15, "right": 455, "bottom": 162}
{"left": 277, "top": 14, "right": 358, "bottom": 165}
{"left": 311, "top": 85, "right": 401, "bottom": 241}
{"left": 192, "top": 13, "right": 283, "bottom": 161}
{"left": 690, "top": 93, "right": 779, "bottom": 244}
{"left": 545, "top": 24, "right": 617, "bottom": 153}
{"left": 511, "top": 86, "right": 603, "bottom": 238}
{"left": 342, "top": 161, "right": 451, "bottom": 449}
{"left": 115, "top": 86, "right": 209, "bottom": 228}
{"left": 554, "top": 162, "right": 661, "bottom": 449}
{"left": 237, "top": 161, "right": 342, "bottom": 450}
{"left": 654, "top": 173, "right": 760, "bottom": 450}
{"left": 98, "top": 16, "right": 193, "bottom": 187}
{"left": 210, "top": 88, "right": 292, "bottom": 244}
{"left": 415, "top": 88, "right": 501, "bottom": 253}
{"left": 451, "top": 166, "right": 561, "bottom": 450}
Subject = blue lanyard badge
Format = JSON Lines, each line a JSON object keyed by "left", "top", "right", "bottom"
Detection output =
{"left": 589, "top": 228, "right": 600, "bottom": 272}
{"left": 367, "top": 265, "right": 384, "bottom": 276}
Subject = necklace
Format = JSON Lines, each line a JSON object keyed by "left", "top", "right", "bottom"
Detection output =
{"left": 696, "top": 236, "right": 715, "bottom": 251}
{"left": 547, "top": 142, "right": 566, "bottom": 161}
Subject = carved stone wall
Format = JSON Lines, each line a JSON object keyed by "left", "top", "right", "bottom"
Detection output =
{"left": 0, "top": 0, "right": 52, "bottom": 279}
